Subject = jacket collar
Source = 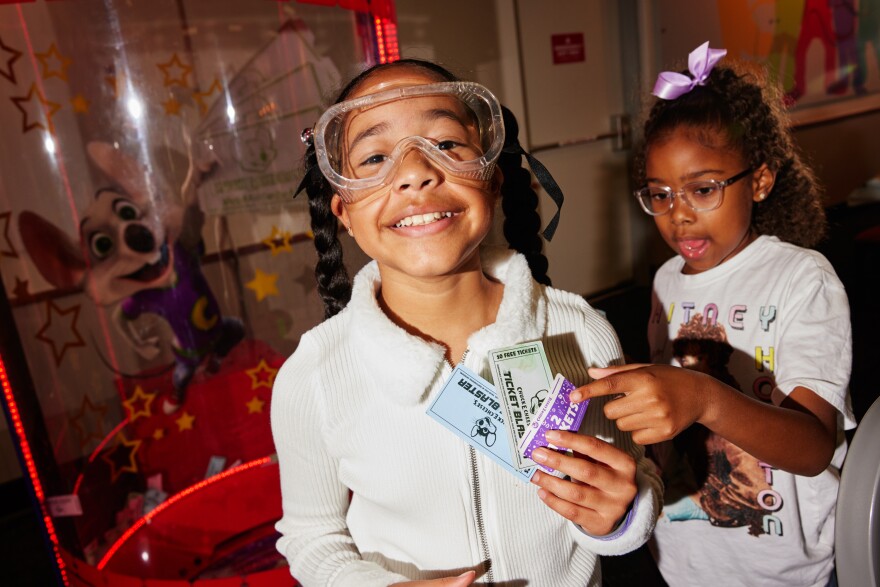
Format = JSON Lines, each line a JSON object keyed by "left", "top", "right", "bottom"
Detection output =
{"left": 347, "top": 246, "right": 547, "bottom": 406}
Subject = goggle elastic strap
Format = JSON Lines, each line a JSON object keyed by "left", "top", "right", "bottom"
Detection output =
{"left": 502, "top": 138, "right": 564, "bottom": 241}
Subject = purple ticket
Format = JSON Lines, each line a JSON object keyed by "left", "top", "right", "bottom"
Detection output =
{"left": 518, "top": 375, "right": 589, "bottom": 475}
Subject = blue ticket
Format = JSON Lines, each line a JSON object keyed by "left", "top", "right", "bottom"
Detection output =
{"left": 427, "top": 365, "right": 536, "bottom": 482}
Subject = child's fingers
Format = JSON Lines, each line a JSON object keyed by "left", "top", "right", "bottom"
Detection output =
{"left": 539, "top": 431, "right": 636, "bottom": 481}
{"left": 532, "top": 474, "right": 608, "bottom": 529}
{"left": 572, "top": 364, "right": 650, "bottom": 402}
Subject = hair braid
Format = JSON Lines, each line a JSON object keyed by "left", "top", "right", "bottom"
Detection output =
{"left": 499, "top": 106, "right": 551, "bottom": 285}
{"left": 303, "top": 145, "right": 351, "bottom": 319}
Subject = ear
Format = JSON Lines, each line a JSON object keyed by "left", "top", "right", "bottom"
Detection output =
{"left": 491, "top": 166, "right": 504, "bottom": 198}
{"left": 751, "top": 163, "right": 776, "bottom": 203}
{"left": 330, "top": 194, "right": 350, "bottom": 230}
{"left": 18, "top": 211, "right": 87, "bottom": 289}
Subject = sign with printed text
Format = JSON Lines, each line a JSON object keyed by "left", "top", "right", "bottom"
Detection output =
{"left": 551, "top": 32, "right": 585, "bottom": 65}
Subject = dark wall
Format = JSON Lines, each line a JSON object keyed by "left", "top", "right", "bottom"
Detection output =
{"left": 794, "top": 109, "right": 880, "bottom": 206}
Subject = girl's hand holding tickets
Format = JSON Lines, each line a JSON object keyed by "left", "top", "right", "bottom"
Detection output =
{"left": 529, "top": 430, "right": 638, "bottom": 537}
{"left": 573, "top": 364, "right": 713, "bottom": 445}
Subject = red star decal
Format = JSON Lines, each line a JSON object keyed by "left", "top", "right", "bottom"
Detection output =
{"left": 71, "top": 395, "right": 109, "bottom": 450}
{"left": 35, "top": 300, "right": 86, "bottom": 366}
{"left": 0, "top": 211, "right": 16, "bottom": 257}
{"left": 0, "top": 35, "right": 22, "bottom": 85}
{"left": 12, "top": 277, "right": 30, "bottom": 302}
{"left": 10, "top": 83, "right": 62, "bottom": 134}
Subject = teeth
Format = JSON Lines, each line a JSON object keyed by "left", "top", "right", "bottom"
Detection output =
{"left": 394, "top": 211, "right": 453, "bottom": 228}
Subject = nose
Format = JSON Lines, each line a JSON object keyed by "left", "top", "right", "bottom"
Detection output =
{"left": 124, "top": 224, "right": 156, "bottom": 253}
{"left": 392, "top": 149, "right": 441, "bottom": 194}
{"left": 668, "top": 191, "right": 695, "bottom": 225}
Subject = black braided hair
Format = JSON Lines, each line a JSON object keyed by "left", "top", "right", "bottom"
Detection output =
{"left": 499, "top": 106, "right": 551, "bottom": 285}
{"left": 301, "top": 58, "right": 551, "bottom": 317}
{"left": 634, "top": 60, "right": 825, "bottom": 248}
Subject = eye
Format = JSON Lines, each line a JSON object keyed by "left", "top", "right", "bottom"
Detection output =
{"left": 113, "top": 200, "right": 139, "bottom": 221}
{"left": 89, "top": 233, "right": 114, "bottom": 259}
{"left": 436, "top": 140, "right": 460, "bottom": 151}
{"left": 649, "top": 189, "right": 671, "bottom": 201}
{"left": 690, "top": 183, "right": 718, "bottom": 198}
{"left": 360, "top": 154, "right": 387, "bottom": 166}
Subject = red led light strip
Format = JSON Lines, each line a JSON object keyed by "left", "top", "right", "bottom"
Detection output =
{"left": 0, "top": 353, "right": 69, "bottom": 585}
{"left": 373, "top": 16, "right": 399, "bottom": 64}
{"left": 97, "top": 456, "right": 273, "bottom": 570}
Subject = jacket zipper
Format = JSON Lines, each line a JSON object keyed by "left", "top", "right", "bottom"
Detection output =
{"left": 469, "top": 446, "right": 493, "bottom": 584}
{"left": 454, "top": 349, "right": 493, "bottom": 584}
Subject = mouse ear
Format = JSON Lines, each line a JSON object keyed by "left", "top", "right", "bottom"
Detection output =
{"left": 86, "top": 141, "right": 150, "bottom": 203}
{"left": 18, "top": 211, "right": 87, "bottom": 290}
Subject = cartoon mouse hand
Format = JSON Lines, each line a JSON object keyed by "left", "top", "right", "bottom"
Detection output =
{"left": 112, "top": 306, "right": 162, "bottom": 360}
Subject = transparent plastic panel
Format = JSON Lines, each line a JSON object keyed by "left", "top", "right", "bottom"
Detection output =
{"left": 0, "top": 0, "right": 382, "bottom": 583}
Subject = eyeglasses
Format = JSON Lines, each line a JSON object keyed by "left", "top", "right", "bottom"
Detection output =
{"left": 634, "top": 168, "right": 753, "bottom": 216}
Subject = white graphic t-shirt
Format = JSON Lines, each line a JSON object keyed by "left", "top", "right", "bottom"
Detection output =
{"left": 648, "top": 235, "right": 855, "bottom": 587}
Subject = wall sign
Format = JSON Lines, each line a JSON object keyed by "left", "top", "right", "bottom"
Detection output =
{"left": 551, "top": 32, "right": 585, "bottom": 65}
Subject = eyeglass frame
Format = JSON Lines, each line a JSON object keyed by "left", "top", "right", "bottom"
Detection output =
{"left": 633, "top": 167, "right": 754, "bottom": 216}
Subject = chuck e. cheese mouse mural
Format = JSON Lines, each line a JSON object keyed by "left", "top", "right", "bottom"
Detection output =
{"left": 19, "top": 141, "right": 244, "bottom": 413}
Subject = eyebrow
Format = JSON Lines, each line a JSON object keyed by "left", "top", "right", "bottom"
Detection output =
{"left": 347, "top": 107, "right": 472, "bottom": 152}
{"left": 348, "top": 121, "right": 391, "bottom": 153}
{"left": 646, "top": 169, "right": 727, "bottom": 184}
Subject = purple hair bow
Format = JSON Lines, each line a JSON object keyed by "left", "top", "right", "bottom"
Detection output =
{"left": 652, "top": 41, "right": 727, "bottom": 100}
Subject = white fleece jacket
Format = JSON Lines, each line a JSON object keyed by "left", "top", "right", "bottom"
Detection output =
{"left": 271, "top": 246, "right": 660, "bottom": 587}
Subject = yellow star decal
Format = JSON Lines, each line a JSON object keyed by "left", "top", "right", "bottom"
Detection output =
{"left": 70, "top": 94, "right": 90, "bottom": 114}
{"left": 162, "top": 96, "right": 182, "bottom": 116}
{"left": 35, "top": 43, "right": 72, "bottom": 81}
{"left": 156, "top": 53, "right": 192, "bottom": 87}
{"left": 152, "top": 428, "right": 165, "bottom": 440}
{"left": 10, "top": 83, "right": 62, "bottom": 134}
{"left": 246, "top": 395, "right": 266, "bottom": 414}
{"left": 102, "top": 433, "right": 141, "bottom": 482}
{"left": 246, "top": 359, "right": 278, "bottom": 390}
{"left": 246, "top": 268, "right": 279, "bottom": 302}
{"left": 175, "top": 410, "right": 195, "bottom": 432}
{"left": 122, "top": 386, "right": 156, "bottom": 422}
{"left": 262, "top": 226, "right": 293, "bottom": 255}
{"left": 192, "top": 78, "right": 222, "bottom": 114}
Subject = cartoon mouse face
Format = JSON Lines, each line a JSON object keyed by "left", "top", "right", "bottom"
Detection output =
{"left": 78, "top": 188, "right": 176, "bottom": 305}
{"left": 19, "top": 141, "right": 184, "bottom": 307}
{"left": 470, "top": 417, "right": 497, "bottom": 447}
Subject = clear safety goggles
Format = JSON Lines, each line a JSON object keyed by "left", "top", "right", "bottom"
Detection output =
{"left": 312, "top": 81, "right": 505, "bottom": 203}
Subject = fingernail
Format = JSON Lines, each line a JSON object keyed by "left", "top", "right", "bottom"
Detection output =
{"left": 570, "top": 390, "right": 582, "bottom": 402}
{"left": 531, "top": 471, "right": 542, "bottom": 484}
{"left": 545, "top": 430, "right": 560, "bottom": 442}
{"left": 532, "top": 449, "right": 548, "bottom": 463}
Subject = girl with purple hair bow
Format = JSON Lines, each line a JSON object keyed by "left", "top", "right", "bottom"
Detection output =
{"left": 574, "top": 42, "right": 853, "bottom": 587}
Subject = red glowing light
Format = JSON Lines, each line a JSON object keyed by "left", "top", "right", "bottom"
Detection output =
{"left": 96, "top": 456, "right": 273, "bottom": 570}
{"left": 374, "top": 16, "right": 399, "bottom": 64}
{"left": 0, "top": 352, "right": 69, "bottom": 585}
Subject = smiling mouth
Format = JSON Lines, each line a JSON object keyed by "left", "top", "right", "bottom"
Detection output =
{"left": 122, "top": 242, "right": 171, "bottom": 282}
{"left": 393, "top": 211, "right": 455, "bottom": 228}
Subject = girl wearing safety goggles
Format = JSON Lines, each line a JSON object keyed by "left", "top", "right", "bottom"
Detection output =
{"left": 271, "top": 59, "right": 660, "bottom": 587}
